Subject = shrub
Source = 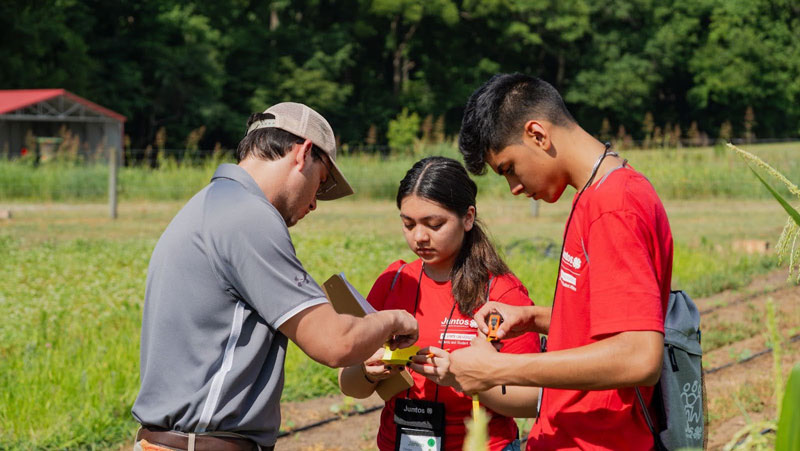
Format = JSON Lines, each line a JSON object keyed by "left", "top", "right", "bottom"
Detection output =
{"left": 386, "top": 108, "right": 420, "bottom": 152}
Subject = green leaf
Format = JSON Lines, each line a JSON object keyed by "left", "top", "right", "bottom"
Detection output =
{"left": 776, "top": 364, "right": 800, "bottom": 451}
{"left": 745, "top": 163, "right": 800, "bottom": 228}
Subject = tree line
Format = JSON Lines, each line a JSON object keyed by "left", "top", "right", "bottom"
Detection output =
{"left": 2, "top": 0, "right": 799, "bottom": 152}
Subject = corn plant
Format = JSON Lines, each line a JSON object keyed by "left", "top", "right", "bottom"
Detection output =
{"left": 463, "top": 405, "right": 489, "bottom": 451}
{"left": 727, "top": 144, "right": 800, "bottom": 282}
{"left": 725, "top": 144, "right": 800, "bottom": 450}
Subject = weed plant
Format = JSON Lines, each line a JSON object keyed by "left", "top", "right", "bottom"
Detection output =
{"left": 722, "top": 299, "right": 782, "bottom": 450}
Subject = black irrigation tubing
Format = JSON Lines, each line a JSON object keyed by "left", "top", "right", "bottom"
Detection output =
{"left": 277, "top": 404, "right": 383, "bottom": 439}
{"left": 705, "top": 333, "right": 800, "bottom": 375}
{"left": 698, "top": 284, "right": 786, "bottom": 316}
{"left": 277, "top": 334, "right": 800, "bottom": 439}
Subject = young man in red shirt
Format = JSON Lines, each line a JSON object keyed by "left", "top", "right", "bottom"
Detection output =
{"left": 448, "top": 73, "right": 673, "bottom": 450}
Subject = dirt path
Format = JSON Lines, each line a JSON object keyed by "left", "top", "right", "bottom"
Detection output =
{"left": 276, "top": 269, "right": 800, "bottom": 450}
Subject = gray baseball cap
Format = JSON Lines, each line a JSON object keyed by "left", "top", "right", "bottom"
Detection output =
{"left": 246, "top": 102, "right": 354, "bottom": 200}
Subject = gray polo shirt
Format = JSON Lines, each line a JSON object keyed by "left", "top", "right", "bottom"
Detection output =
{"left": 132, "top": 164, "right": 328, "bottom": 446}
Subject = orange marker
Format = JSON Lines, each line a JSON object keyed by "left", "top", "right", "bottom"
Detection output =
{"left": 426, "top": 348, "right": 451, "bottom": 358}
{"left": 487, "top": 313, "right": 502, "bottom": 342}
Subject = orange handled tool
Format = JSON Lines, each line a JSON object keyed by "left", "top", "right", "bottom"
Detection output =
{"left": 473, "top": 313, "right": 503, "bottom": 415}
{"left": 485, "top": 312, "right": 507, "bottom": 395}
{"left": 486, "top": 313, "right": 502, "bottom": 342}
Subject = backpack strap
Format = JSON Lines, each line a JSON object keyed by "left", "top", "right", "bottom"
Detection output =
{"left": 635, "top": 387, "right": 668, "bottom": 451}
{"left": 701, "top": 368, "right": 709, "bottom": 449}
{"left": 389, "top": 263, "right": 408, "bottom": 291}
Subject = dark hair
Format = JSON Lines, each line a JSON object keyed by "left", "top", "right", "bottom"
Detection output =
{"left": 458, "top": 73, "right": 576, "bottom": 175}
{"left": 396, "top": 156, "right": 510, "bottom": 315}
{"left": 236, "top": 112, "right": 323, "bottom": 163}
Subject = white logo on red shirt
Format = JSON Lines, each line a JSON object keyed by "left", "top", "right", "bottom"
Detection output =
{"left": 560, "top": 248, "right": 583, "bottom": 291}
{"left": 439, "top": 316, "right": 477, "bottom": 344}
{"left": 439, "top": 318, "right": 477, "bottom": 327}
{"left": 562, "top": 250, "right": 582, "bottom": 269}
{"left": 559, "top": 269, "right": 577, "bottom": 291}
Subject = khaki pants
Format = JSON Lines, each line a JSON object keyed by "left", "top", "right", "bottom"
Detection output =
{"left": 134, "top": 439, "right": 178, "bottom": 451}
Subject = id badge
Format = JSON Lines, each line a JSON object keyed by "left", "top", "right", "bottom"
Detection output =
{"left": 394, "top": 398, "right": 446, "bottom": 451}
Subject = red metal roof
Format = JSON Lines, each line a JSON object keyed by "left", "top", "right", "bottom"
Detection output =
{"left": 0, "top": 89, "right": 126, "bottom": 122}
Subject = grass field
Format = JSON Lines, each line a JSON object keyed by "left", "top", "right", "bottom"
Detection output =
{"left": 0, "top": 142, "right": 797, "bottom": 448}
{"left": 1, "top": 142, "right": 799, "bottom": 202}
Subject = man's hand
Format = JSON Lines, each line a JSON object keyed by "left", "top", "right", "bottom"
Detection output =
{"left": 281, "top": 304, "right": 418, "bottom": 368}
{"left": 473, "top": 302, "right": 543, "bottom": 339}
{"left": 448, "top": 333, "right": 502, "bottom": 394}
{"left": 385, "top": 309, "right": 419, "bottom": 350}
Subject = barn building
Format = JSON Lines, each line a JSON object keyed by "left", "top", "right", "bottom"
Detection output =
{"left": 0, "top": 89, "right": 125, "bottom": 161}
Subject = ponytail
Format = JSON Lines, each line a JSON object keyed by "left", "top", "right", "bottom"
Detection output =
{"left": 450, "top": 221, "right": 509, "bottom": 315}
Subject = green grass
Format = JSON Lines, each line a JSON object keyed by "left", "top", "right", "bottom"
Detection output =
{"left": 0, "top": 194, "right": 790, "bottom": 448}
{"left": 1, "top": 142, "right": 798, "bottom": 202}
{"left": 0, "top": 236, "right": 148, "bottom": 448}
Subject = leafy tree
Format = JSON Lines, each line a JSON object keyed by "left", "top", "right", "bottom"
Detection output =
{"left": 689, "top": 0, "right": 800, "bottom": 138}
{"left": 0, "top": 0, "right": 94, "bottom": 93}
{"left": 64, "top": 0, "right": 227, "bottom": 149}
{"left": 2, "top": 0, "right": 798, "bottom": 150}
{"left": 249, "top": 47, "right": 355, "bottom": 117}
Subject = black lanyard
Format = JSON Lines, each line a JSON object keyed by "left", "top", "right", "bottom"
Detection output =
{"left": 551, "top": 143, "right": 619, "bottom": 329}
{"left": 407, "top": 262, "right": 493, "bottom": 403}
{"left": 536, "top": 142, "right": 626, "bottom": 422}
{"left": 408, "top": 263, "right": 458, "bottom": 402}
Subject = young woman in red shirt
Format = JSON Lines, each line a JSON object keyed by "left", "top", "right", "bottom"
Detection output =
{"left": 338, "top": 156, "right": 541, "bottom": 451}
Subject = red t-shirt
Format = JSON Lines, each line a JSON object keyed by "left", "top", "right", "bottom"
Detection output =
{"left": 527, "top": 166, "right": 673, "bottom": 450}
{"left": 368, "top": 258, "right": 541, "bottom": 451}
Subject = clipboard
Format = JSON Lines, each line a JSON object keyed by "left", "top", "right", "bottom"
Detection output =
{"left": 322, "top": 273, "right": 415, "bottom": 401}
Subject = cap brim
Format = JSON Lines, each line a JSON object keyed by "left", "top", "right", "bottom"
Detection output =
{"left": 316, "top": 159, "right": 354, "bottom": 201}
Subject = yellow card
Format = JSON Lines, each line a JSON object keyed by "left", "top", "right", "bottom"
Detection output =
{"left": 380, "top": 344, "right": 420, "bottom": 365}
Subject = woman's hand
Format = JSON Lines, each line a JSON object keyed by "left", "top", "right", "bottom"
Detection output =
{"left": 363, "top": 347, "right": 405, "bottom": 382}
{"left": 408, "top": 346, "right": 457, "bottom": 387}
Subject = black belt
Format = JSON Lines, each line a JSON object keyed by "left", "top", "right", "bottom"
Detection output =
{"left": 137, "top": 426, "right": 272, "bottom": 451}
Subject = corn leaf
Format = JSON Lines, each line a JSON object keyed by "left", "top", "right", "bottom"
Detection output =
{"left": 775, "top": 364, "right": 800, "bottom": 451}
{"left": 745, "top": 162, "right": 800, "bottom": 227}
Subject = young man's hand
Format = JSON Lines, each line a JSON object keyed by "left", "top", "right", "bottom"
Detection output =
{"left": 448, "top": 334, "right": 502, "bottom": 394}
{"left": 473, "top": 302, "right": 545, "bottom": 339}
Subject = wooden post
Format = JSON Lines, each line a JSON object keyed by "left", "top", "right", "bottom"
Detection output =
{"left": 109, "top": 145, "right": 118, "bottom": 219}
{"left": 530, "top": 198, "right": 540, "bottom": 217}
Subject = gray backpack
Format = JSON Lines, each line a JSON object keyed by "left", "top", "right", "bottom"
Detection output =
{"left": 636, "top": 290, "right": 707, "bottom": 450}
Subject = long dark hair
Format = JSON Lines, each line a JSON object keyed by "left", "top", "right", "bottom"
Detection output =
{"left": 396, "top": 156, "right": 510, "bottom": 315}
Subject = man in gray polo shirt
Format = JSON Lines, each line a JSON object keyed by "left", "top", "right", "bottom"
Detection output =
{"left": 132, "top": 103, "right": 418, "bottom": 451}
